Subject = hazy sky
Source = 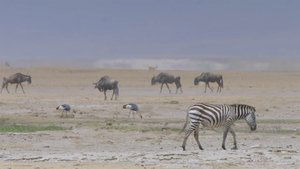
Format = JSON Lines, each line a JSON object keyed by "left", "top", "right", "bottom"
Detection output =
{"left": 0, "top": 0, "right": 299, "bottom": 68}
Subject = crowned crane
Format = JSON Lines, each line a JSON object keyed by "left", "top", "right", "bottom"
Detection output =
{"left": 56, "top": 104, "right": 71, "bottom": 118}
{"left": 123, "top": 103, "right": 142, "bottom": 119}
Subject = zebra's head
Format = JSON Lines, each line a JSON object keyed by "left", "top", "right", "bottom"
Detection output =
{"left": 245, "top": 107, "right": 257, "bottom": 131}
{"left": 151, "top": 76, "right": 157, "bottom": 85}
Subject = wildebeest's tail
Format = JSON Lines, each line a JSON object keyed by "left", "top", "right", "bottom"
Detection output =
{"left": 175, "top": 76, "right": 182, "bottom": 87}
{"left": 219, "top": 75, "right": 224, "bottom": 88}
{"left": 115, "top": 81, "right": 119, "bottom": 96}
{"left": 180, "top": 109, "right": 189, "bottom": 133}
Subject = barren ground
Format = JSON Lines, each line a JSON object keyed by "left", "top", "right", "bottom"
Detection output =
{"left": 0, "top": 67, "right": 299, "bottom": 169}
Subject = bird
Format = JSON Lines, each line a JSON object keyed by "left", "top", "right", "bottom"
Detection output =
{"left": 56, "top": 104, "right": 71, "bottom": 118}
{"left": 123, "top": 103, "right": 142, "bottom": 119}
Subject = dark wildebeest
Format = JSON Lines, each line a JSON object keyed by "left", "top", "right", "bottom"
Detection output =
{"left": 194, "top": 72, "right": 223, "bottom": 93}
{"left": 151, "top": 72, "right": 183, "bottom": 94}
{"left": 1, "top": 73, "right": 32, "bottom": 94}
{"left": 94, "top": 76, "right": 119, "bottom": 100}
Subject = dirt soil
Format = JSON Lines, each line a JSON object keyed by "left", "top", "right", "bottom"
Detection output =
{"left": 0, "top": 67, "right": 299, "bottom": 169}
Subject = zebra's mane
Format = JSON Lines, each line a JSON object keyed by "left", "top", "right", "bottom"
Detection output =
{"left": 230, "top": 104, "right": 256, "bottom": 111}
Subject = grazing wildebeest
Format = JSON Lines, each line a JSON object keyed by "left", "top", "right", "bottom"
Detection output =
{"left": 1, "top": 73, "right": 32, "bottom": 94}
{"left": 194, "top": 72, "right": 223, "bottom": 93}
{"left": 151, "top": 72, "right": 183, "bottom": 94}
{"left": 94, "top": 76, "right": 119, "bottom": 100}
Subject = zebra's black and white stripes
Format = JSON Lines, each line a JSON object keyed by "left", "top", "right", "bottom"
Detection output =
{"left": 181, "top": 103, "right": 257, "bottom": 151}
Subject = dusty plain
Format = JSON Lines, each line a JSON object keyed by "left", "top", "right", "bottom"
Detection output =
{"left": 0, "top": 67, "right": 299, "bottom": 169}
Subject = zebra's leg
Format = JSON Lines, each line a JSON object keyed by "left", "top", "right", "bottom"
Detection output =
{"left": 228, "top": 127, "right": 237, "bottom": 150}
{"left": 182, "top": 129, "right": 193, "bottom": 151}
{"left": 19, "top": 83, "right": 25, "bottom": 94}
{"left": 165, "top": 83, "right": 171, "bottom": 93}
{"left": 194, "top": 127, "right": 204, "bottom": 150}
{"left": 15, "top": 84, "right": 19, "bottom": 93}
{"left": 204, "top": 83, "right": 207, "bottom": 93}
{"left": 160, "top": 83, "right": 164, "bottom": 93}
{"left": 222, "top": 127, "right": 230, "bottom": 150}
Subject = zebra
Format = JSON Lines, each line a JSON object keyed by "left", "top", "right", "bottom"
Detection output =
{"left": 194, "top": 72, "right": 223, "bottom": 93}
{"left": 123, "top": 103, "right": 142, "bottom": 119}
{"left": 151, "top": 72, "right": 183, "bottom": 94}
{"left": 94, "top": 76, "right": 119, "bottom": 100}
{"left": 181, "top": 103, "right": 257, "bottom": 151}
{"left": 56, "top": 104, "right": 71, "bottom": 118}
{"left": 1, "top": 73, "right": 32, "bottom": 94}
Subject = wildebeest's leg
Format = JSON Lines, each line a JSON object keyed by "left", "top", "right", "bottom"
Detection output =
{"left": 20, "top": 83, "right": 25, "bottom": 94}
{"left": 111, "top": 89, "right": 115, "bottom": 100}
{"left": 228, "top": 127, "right": 237, "bottom": 149}
{"left": 204, "top": 83, "right": 208, "bottom": 93}
{"left": 160, "top": 83, "right": 164, "bottom": 93}
{"left": 207, "top": 83, "right": 213, "bottom": 92}
{"left": 15, "top": 84, "right": 19, "bottom": 93}
{"left": 165, "top": 83, "right": 171, "bottom": 93}
{"left": 194, "top": 126, "right": 204, "bottom": 150}
{"left": 182, "top": 129, "right": 193, "bottom": 151}
{"left": 217, "top": 83, "right": 221, "bottom": 93}
{"left": 6, "top": 84, "right": 9, "bottom": 93}
{"left": 222, "top": 127, "right": 230, "bottom": 150}
{"left": 0, "top": 84, "right": 4, "bottom": 93}
{"left": 104, "top": 91, "right": 107, "bottom": 100}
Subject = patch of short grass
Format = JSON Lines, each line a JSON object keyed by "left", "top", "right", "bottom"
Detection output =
{"left": 0, "top": 124, "right": 65, "bottom": 133}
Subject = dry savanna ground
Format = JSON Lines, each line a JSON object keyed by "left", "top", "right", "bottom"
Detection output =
{"left": 0, "top": 67, "right": 299, "bottom": 169}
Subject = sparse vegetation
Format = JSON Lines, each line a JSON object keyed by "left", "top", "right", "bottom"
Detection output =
{"left": 0, "top": 124, "right": 66, "bottom": 133}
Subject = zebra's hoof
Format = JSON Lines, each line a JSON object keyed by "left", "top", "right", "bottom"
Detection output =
{"left": 222, "top": 146, "right": 226, "bottom": 150}
{"left": 199, "top": 147, "right": 204, "bottom": 150}
{"left": 182, "top": 146, "right": 186, "bottom": 151}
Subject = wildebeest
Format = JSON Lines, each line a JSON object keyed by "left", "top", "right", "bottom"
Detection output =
{"left": 194, "top": 72, "right": 223, "bottom": 93}
{"left": 94, "top": 76, "right": 119, "bottom": 100}
{"left": 1, "top": 73, "right": 32, "bottom": 94}
{"left": 151, "top": 72, "right": 182, "bottom": 94}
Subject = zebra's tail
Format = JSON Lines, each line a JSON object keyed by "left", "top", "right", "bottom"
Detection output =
{"left": 180, "top": 110, "right": 189, "bottom": 133}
